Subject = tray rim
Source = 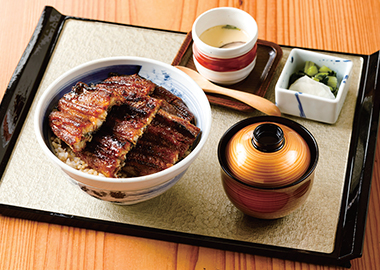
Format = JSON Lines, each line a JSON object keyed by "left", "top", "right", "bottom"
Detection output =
{"left": 0, "top": 6, "right": 379, "bottom": 268}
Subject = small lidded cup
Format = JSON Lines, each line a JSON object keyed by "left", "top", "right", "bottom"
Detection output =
{"left": 192, "top": 7, "right": 259, "bottom": 85}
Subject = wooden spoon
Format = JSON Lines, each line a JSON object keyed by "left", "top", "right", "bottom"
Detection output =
{"left": 175, "top": 66, "right": 282, "bottom": 116}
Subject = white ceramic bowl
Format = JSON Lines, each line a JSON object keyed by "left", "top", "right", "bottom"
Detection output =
{"left": 192, "top": 7, "right": 258, "bottom": 85}
{"left": 275, "top": 49, "right": 353, "bottom": 124}
{"left": 34, "top": 56, "right": 212, "bottom": 204}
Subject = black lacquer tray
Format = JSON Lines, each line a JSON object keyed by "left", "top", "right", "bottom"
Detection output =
{"left": 1, "top": 6, "right": 380, "bottom": 268}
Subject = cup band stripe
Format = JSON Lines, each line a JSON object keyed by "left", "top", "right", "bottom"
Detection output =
{"left": 193, "top": 43, "right": 257, "bottom": 72}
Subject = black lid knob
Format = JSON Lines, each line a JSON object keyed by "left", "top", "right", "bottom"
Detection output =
{"left": 252, "top": 123, "right": 285, "bottom": 152}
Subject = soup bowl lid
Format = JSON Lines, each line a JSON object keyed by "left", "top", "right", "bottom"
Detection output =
{"left": 225, "top": 120, "right": 311, "bottom": 188}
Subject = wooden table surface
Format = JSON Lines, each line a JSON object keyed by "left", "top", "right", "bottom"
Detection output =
{"left": 0, "top": 0, "right": 379, "bottom": 269}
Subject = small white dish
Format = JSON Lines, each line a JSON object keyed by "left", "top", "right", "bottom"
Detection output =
{"left": 275, "top": 49, "right": 353, "bottom": 124}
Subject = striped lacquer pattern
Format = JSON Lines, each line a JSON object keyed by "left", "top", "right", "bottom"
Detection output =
{"left": 225, "top": 122, "right": 311, "bottom": 188}
{"left": 221, "top": 169, "right": 314, "bottom": 219}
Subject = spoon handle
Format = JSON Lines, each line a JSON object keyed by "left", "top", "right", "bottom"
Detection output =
{"left": 175, "top": 66, "right": 281, "bottom": 116}
{"left": 204, "top": 84, "right": 281, "bottom": 116}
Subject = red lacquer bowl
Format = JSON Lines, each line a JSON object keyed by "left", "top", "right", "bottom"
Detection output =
{"left": 218, "top": 116, "right": 319, "bottom": 219}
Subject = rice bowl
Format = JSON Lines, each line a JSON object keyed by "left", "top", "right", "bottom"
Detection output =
{"left": 34, "top": 56, "right": 212, "bottom": 204}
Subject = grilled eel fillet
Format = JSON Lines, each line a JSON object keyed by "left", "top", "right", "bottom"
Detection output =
{"left": 122, "top": 109, "right": 201, "bottom": 177}
{"left": 50, "top": 73, "right": 200, "bottom": 177}
{"left": 78, "top": 96, "right": 200, "bottom": 178}
{"left": 151, "top": 86, "right": 195, "bottom": 122}
{"left": 49, "top": 74, "right": 156, "bottom": 152}
{"left": 77, "top": 96, "right": 162, "bottom": 177}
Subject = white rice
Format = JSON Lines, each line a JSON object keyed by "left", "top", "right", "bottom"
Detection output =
{"left": 51, "top": 136, "right": 192, "bottom": 178}
{"left": 51, "top": 136, "right": 105, "bottom": 177}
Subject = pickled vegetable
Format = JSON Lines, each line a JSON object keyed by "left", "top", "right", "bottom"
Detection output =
{"left": 288, "top": 61, "right": 339, "bottom": 97}
{"left": 304, "top": 61, "right": 319, "bottom": 77}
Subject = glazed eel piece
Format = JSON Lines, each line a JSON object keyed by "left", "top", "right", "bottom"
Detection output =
{"left": 121, "top": 109, "right": 201, "bottom": 177}
{"left": 77, "top": 96, "right": 162, "bottom": 177}
{"left": 78, "top": 93, "right": 200, "bottom": 178}
{"left": 50, "top": 73, "right": 200, "bottom": 178}
{"left": 151, "top": 86, "right": 195, "bottom": 122}
{"left": 49, "top": 74, "right": 156, "bottom": 152}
